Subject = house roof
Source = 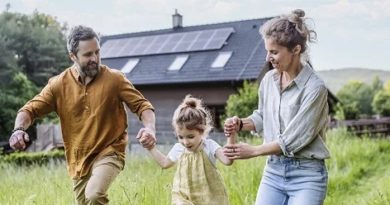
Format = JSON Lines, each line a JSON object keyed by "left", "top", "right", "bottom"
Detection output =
{"left": 101, "top": 18, "right": 271, "bottom": 85}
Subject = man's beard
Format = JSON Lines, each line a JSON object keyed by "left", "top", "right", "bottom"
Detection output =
{"left": 80, "top": 61, "right": 99, "bottom": 77}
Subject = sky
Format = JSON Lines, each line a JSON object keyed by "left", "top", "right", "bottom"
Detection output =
{"left": 1, "top": 0, "right": 389, "bottom": 71}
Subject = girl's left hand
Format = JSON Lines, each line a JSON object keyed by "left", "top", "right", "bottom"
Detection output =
{"left": 223, "top": 143, "right": 258, "bottom": 159}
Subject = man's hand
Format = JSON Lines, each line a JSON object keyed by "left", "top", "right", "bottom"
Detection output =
{"left": 9, "top": 130, "right": 30, "bottom": 151}
{"left": 136, "top": 127, "right": 156, "bottom": 150}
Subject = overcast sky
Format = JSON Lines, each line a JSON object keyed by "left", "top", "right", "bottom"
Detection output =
{"left": 1, "top": 0, "right": 389, "bottom": 71}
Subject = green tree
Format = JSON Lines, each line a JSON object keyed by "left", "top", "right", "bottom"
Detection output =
{"left": 0, "top": 11, "right": 70, "bottom": 86}
{"left": 372, "top": 80, "right": 390, "bottom": 116}
{"left": 0, "top": 10, "right": 68, "bottom": 141}
{"left": 0, "top": 73, "right": 38, "bottom": 141}
{"left": 0, "top": 34, "right": 18, "bottom": 86}
{"left": 371, "top": 75, "right": 383, "bottom": 92}
{"left": 336, "top": 80, "right": 374, "bottom": 119}
{"left": 224, "top": 81, "right": 258, "bottom": 119}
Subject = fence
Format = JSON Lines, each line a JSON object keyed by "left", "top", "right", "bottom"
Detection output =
{"left": 329, "top": 117, "right": 390, "bottom": 137}
{"left": 21, "top": 117, "right": 390, "bottom": 152}
{"left": 27, "top": 123, "right": 63, "bottom": 152}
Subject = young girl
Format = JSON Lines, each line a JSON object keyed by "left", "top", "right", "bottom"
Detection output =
{"left": 145, "top": 95, "right": 234, "bottom": 205}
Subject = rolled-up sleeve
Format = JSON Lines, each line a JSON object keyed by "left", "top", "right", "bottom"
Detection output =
{"left": 118, "top": 73, "right": 154, "bottom": 119}
{"left": 249, "top": 81, "right": 265, "bottom": 133}
{"left": 18, "top": 79, "right": 56, "bottom": 120}
{"left": 278, "top": 85, "right": 328, "bottom": 157}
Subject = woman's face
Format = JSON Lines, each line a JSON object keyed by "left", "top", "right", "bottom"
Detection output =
{"left": 264, "top": 38, "right": 297, "bottom": 73}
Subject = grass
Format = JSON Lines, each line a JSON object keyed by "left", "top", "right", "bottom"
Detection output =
{"left": 0, "top": 128, "right": 389, "bottom": 205}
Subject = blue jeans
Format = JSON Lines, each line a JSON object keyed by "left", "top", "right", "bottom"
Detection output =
{"left": 255, "top": 155, "right": 328, "bottom": 205}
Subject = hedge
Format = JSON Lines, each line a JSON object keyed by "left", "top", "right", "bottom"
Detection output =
{"left": 0, "top": 149, "right": 65, "bottom": 166}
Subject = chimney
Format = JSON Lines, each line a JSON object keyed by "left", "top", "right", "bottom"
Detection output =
{"left": 172, "top": 9, "right": 183, "bottom": 29}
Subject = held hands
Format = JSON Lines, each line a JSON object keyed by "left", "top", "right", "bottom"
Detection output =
{"left": 223, "top": 143, "right": 256, "bottom": 160}
{"left": 136, "top": 127, "right": 156, "bottom": 150}
{"left": 224, "top": 116, "right": 241, "bottom": 137}
{"left": 9, "top": 130, "right": 30, "bottom": 151}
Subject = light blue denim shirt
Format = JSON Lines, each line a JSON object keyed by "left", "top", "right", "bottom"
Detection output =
{"left": 249, "top": 64, "right": 330, "bottom": 159}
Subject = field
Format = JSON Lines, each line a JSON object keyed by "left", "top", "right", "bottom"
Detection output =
{"left": 1, "top": 128, "right": 389, "bottom": 205}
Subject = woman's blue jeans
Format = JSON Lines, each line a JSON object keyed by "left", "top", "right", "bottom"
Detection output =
{"left": 255, "top": 155, "right": 328, "bottom": 205}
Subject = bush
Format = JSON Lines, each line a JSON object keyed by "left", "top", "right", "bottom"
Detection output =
{"left": 0, "top": 149, "right": 65, "bottom": 166}
{"left": 372, "top": 80, "right": 390, "bottom": 116}
{"left": 372, "top": 90, "right": 390, "bottom": 116}
{"left": 336, "top": 80, "right": 374, "bottom": 119}
{"left": 334, "top": 102, "right": 360, "bottom": 120}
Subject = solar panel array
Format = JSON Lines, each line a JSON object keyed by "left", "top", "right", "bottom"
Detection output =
{"left": 101, "top": 27, "right": 235, "bottom": 58}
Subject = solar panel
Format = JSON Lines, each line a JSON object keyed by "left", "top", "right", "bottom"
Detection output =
{"left": 159, "top": 33, "right": 184, "bottom": 53}
{"left": 101, "top": 27, "right": 234, "bottom": 58}
{"left": 145, "top": 35, "right": 169, "bottom": 54}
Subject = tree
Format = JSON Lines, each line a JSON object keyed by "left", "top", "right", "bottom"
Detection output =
{"left": 372, "top": 80, "right": 390, "bottom": 116}
{"left": 371, "top": 76, "right": 383, "bottom": 92}
{"left": 336, "top": 80, "right": 374, "bottom": 119}
{"left": 0, "top": 73, "right": 38, "bottom": 141}
{"left": 0, "top": 11, "right": 70, "bottom": 86}
{"left": 0, "top": 34, "right": 18, "bottom": 86}
{"left": 0, "top": 11, "right": 69, "bottom": 141}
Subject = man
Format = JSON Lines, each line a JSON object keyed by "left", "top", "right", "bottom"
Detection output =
{"left": 8, "top": 25, "right": 156, "bottom": 205}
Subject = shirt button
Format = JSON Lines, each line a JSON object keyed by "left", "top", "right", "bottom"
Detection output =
{"left": 85, "top": 92, "right": 88, "bottom": 95}
{"left": 85, "top": 106, "right": 89, "bottom": 110}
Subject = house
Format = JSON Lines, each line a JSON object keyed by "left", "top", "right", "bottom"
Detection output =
{"left": 100, "top": 11, "right": 337, "bottom": 144}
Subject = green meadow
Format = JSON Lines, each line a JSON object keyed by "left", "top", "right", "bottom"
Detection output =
{"left": 1, "top": 128, "right": 389, "bottom": 205}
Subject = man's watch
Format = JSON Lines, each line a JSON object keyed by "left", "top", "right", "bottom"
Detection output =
{"left": 12, "top": 127, "right": 26, "bottom": 133}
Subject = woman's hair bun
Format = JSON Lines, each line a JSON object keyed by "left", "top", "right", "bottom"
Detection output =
{"left": 292, "top": 9, "right": 305, "bottom": 18}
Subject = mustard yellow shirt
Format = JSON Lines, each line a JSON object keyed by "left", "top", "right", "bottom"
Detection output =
{"left": 19, "top": 65, "right": 154, "bottom": 179}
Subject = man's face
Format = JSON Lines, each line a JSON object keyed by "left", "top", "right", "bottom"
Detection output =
{"left": 71, "top": 38, "right": 101, "bottom": 77}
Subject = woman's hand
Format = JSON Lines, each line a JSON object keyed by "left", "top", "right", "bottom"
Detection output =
{"left": 223, "top": 143, "right": 259, "bottom": 160}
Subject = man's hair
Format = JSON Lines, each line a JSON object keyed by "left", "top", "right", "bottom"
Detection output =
{"left": 67, "top": 25, "right": 99, "bottom": 54}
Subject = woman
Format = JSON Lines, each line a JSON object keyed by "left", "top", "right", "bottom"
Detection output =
{"left": 224, "top": 9, "right": 330, "bottom": 205}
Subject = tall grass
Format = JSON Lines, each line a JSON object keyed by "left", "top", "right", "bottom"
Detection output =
{"left": 0, "top": 128, "right": 389, "bottom": 205}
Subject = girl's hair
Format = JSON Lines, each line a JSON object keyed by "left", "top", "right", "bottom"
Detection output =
{"left": 172, "top": 95, "right": 213, "bottom": 134}
{"left": 260, "top": 9, "right": 316, "bottom": 62}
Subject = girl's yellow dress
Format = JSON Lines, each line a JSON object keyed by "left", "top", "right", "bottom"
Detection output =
{"left": 171, "top": 144, "right": 229, "bottom": 205}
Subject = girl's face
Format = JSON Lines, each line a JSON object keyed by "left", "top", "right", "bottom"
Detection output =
{"left": 176, "top": 128, "right": 204, "bottom": 152}
{"left": 264, "top": 38, "right": 297, "bottom": 73}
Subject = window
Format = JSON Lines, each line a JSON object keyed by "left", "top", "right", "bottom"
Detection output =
{"left": 211, "top": 51, "right": 232, "bottom": 68}
{"left": 121, "top": 58, "right": 140, "bottom": 73}
{"left": 168, "top": 55, "right": 189, "bottom": 71}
